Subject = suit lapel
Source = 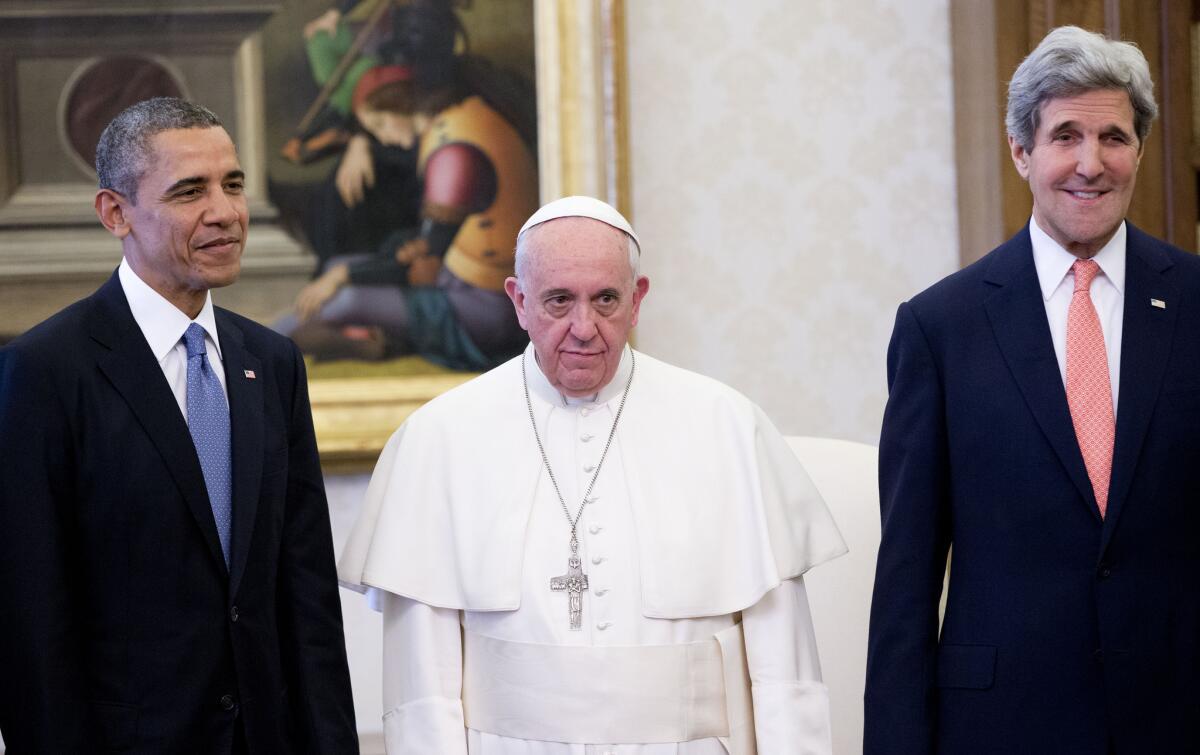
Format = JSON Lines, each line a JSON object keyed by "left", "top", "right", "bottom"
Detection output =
{"left": 982, "top": 229, "right": 1100, "bottom": 521}
{"left": 1101, "top": 226, "right": 1178, "bottom": 551}
{"left": 217, "top": 312, "right": 264, "bottom": 598}
{"left": 89, "top": 273, "right": 229, "bottom": 575}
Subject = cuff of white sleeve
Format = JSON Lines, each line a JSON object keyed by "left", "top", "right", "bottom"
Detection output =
{"left": 383, "top": 696, "right": 468, "bottom": 755}
{"left": 751, "top": 680, "right": 833, "bottom": 755}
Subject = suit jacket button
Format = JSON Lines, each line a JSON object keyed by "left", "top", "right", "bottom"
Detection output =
{"left": 230, "top": 605, "right": 240, "bottom": 622}
{"left": 1098, "top": 564, "right": 1112, "bottom": 579}
{"left": 219, "top": 694, "right": 236, "bottom": 711}
{"left": 1092, "top": 649, "right": 1104, "bottom": 663}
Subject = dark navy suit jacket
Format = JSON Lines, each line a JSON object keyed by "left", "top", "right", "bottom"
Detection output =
{"left": 865, "top": 224, "right": 1200, "bottom": 754}
{"left": 0, "top": 272, "right": 358, "bottom": 754}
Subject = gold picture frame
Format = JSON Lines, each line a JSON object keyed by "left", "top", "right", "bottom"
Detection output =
{"left": 311, "top": 0, "right": 631, "bottom": 472}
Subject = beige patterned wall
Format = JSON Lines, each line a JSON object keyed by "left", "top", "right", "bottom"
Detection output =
{"left": 626, "top": 0, "right": 960, "bottom": 443}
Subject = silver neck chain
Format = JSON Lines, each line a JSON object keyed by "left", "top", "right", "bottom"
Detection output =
{"left": 522, "top": 349, "right": 636, "bottom": 546}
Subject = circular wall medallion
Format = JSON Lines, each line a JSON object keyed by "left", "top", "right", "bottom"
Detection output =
{"left": 59, "top": 55, "right": 189, "bottom": 180}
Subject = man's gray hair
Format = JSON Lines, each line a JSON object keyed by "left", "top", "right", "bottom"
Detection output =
{"left": 95, "top": 97, "right": 224, "bottom": 204}
{"left": 1006, "top": 25, "right": 1158, "bottom": 152}
{"left": 513, "top": 221, "right": 641, "bottom": 285}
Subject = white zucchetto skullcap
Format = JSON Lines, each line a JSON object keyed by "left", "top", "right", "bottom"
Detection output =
{"left": 517, "top": 195, "right": 640, "bottom": 250}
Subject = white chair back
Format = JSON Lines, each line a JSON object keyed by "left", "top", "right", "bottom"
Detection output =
{"left": 786, "top": 436, "right": 879, "bottom": 755}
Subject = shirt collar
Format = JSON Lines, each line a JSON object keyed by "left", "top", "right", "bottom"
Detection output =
{"left": 1030, "top": 216, "right": 1126, "bottom": 301}
{"left": 524, "top": 341, "right": 634, "bottom": 409}
{"left": 118, "top": 257, "right": 222, "bottom": 362}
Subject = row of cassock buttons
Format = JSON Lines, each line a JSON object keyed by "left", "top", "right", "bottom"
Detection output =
{"left": 585, "top": 503, "right": 612, "bottom": 631}
{"left": 580, "top": 421, "right": 613, "bottom": 632}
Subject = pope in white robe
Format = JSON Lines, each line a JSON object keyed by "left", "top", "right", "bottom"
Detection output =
{"left": 339, "top": 196, "right": 848, "bottom": 754}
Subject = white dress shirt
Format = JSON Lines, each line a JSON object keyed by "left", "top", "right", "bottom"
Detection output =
{"left": 1029, "top": 217, "right": 1124, "bottom": 414}
{"left": 117, "top": 257, "right": 227, "bottom": 419}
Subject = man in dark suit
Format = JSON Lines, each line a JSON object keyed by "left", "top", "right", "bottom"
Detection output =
{"left": 0, "top": 98, "right": 358, "bottom": 753}
{"left": 866, "top": 26, "right": 1200, "bottom": 754}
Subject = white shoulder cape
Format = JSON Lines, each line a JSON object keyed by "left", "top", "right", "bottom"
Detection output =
{"left": 338, "top": 348, "right": 847, "bottom": 619}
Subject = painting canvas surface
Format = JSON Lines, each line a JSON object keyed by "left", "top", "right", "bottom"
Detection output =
{"left": 0, "top": 0, "right": 537, "bottom": 384}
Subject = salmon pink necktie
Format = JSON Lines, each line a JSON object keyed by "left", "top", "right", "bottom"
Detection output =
{"left": 1065, "top": 259, "right": 1114, "bottom": 518}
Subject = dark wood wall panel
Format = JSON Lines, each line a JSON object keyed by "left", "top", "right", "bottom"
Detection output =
{"left": 1160, "top": 0, "right": 1197, "bottom": 248}
{"left": 1121, "top": 0, "right": 1168, "bottom": 237}
{"left": 1046, "top": 0, "right": 1108, "bottom": 32}
{"left": 995, "top": 1, "right": 1035, "bottom": 239}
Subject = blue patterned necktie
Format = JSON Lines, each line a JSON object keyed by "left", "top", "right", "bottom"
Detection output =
{"left": 183, "top": 322, "right": 232, "bottom": 565}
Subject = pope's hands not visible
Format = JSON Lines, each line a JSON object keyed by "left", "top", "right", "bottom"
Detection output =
{"left": 295, "top": 264, "right": 349, "bottom": 322}
{"left": 336, "top": 134, "right": 375, "bottom": 208}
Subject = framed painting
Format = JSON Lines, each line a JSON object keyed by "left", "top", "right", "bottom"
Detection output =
{"left": 0, "top": 0, "right": 630, "bottom": 472}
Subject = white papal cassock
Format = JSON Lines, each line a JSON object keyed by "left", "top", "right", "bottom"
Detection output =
{"left": 339, "top": 344, "right": 848, "bottom": 754}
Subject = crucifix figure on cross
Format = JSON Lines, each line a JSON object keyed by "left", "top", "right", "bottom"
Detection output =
{"left": 550, "top": 547, "right": 589, "bottom": 631}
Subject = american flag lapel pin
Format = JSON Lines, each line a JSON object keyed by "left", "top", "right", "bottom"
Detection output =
{"left": 244, "top": 369, "right": 256, "bottom": 379}
{"left": 1150, "top": 298, "right": 1166, "bottom": 309}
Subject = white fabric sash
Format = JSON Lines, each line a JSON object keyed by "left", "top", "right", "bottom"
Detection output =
{"left": 462, "top": 625, "right": 755, "bottom": 753}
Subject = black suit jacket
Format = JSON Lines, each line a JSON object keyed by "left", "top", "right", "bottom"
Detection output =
{"left": 865, "top": 224, "right": 1200, "bottom": 754}
{"left": 0, "top": 272, "right": 358, "bottom": 754}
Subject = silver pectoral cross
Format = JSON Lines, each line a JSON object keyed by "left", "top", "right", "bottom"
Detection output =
{"left": 550, "top": 539, "right": 589, "bottom": 630}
